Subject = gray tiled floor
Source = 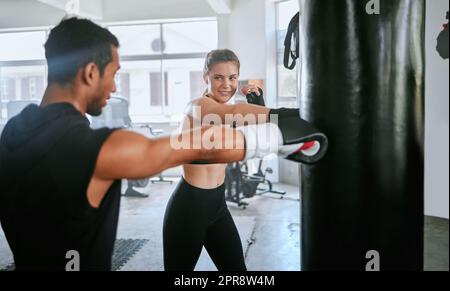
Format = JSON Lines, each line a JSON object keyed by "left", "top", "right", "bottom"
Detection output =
{"left": 424, "top": 216, "right": 449, "bottom": 271}
{"left": 116, "top": 179, "right": 301, "bottom": 271}
{"left": 0, "top": 178, "right": 448, "bottom": 271}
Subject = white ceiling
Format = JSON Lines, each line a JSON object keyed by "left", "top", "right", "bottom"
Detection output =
{"left": 0, "top": 0, "right": 234, "bottom": 29}
{"left": 0, "top": 0, "right": 66, "bottom": 28}
{"left": 103, "top": 0, "right": 216, "bottom": 22}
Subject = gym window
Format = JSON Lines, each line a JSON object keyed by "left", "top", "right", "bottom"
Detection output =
{"left": 0, "top": 30, "right": 48, "bottom": 124}
{"left": 275, "top": 0, "right": 299, "bottom": 108}
{"left": 0, "top": 18, "right": 218, "bottom": 125}
{"left": 106, "top": 19, "right": 218, "bottom": 122}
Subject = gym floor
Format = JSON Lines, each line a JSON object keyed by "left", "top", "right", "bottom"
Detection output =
{"left": 115, "top": 179, "right": 302, "bottom": 271}
{"left": 0, "top": 178, "right": 448, "bottom": 271}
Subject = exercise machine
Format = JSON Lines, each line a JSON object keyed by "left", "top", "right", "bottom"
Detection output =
{"left": 225, "top": 159, "right": 285, "bottom": 209}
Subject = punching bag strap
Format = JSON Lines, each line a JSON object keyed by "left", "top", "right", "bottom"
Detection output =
{"left": 284, "top": 12, "right": 300, "bottom": 70}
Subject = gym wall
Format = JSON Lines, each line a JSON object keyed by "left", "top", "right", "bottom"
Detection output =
{"left": 425, "top": 0, "right": 449, "bottom": 219}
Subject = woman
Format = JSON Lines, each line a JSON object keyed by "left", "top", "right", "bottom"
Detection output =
{"left": 162, "top": 49, "right": 270, "bottom": 271}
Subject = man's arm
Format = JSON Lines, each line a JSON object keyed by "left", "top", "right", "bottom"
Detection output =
{"left": 87, "top": 126, "right": 246, "bottom": 207}
{"left": 95, "top": 127, "right": 245, "bottom": 180}
{"left": 87, "top": 111, "right": 328, "bottom": 207}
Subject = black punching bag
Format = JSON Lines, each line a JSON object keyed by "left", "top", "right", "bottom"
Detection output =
{"left": 299, "top": 0, "right": 425, "bottom": 270}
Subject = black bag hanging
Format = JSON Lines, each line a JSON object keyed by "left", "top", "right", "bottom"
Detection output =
{"left": 283, "top": 12, "right": 300, "bottom": 70}
{"left": 299, "top": 0, "right": 425, "bottom": 270}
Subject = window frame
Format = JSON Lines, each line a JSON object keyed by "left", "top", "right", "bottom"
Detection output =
{"left": 275, "top": 0, "right": 299, "bottom": 106}
{"left": 0, "top": 18, "right": 218, "bottom": 121}
{"left": 105, "top": 18, "right": 217, "bottom": 117}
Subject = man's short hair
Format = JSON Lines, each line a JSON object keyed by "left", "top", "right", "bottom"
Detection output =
{"left": 44, "top": 17, "right": 119, "bottom": 84}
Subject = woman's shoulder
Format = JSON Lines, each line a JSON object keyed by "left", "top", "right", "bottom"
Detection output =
{"left": 190, "top": 94, "right": 216, "bottom": 106}
{"left": 185, "top": 96, "right": 216, "bottom": 114}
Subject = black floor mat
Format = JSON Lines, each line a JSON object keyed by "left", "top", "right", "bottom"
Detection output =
{"left": 0, "top": 263, "right": 14, "bottom": 271}
{"left": 111, "top": 238, "right": 149, "bottom": 271}
{"left": 0, "top": 238, "right": 149, "bottom": 271}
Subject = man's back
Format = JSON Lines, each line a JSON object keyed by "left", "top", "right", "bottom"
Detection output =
{"left": 0, "top": 103, "right": 121, "bottom": 270}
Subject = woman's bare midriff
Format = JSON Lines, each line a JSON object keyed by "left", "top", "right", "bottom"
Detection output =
{"left": 181, "top": 103, "right": 228, "bottom": 189}
{"left": 183, "top": 164, "right": 227, "bottom": 189}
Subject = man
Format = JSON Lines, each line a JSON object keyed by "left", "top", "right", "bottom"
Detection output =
{"left": 0, "top": 17, "right": 326, "bottom": 270}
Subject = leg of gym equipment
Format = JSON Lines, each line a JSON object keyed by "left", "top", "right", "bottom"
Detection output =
{"left": 122, "top": 179, "right": 149, "bottom": 198}
{"left": 253, "top": 160, "right": 286, "bottom": 197}
{"left": 257, "top": 179, "right": 286, "bottom": 196}
{"left": 225, "top": 163, "right": 249, "bottom": 209}
{"left": 299, "top": 0, "right": 425, "bottom": 270}
{"left": 150, "top": 174, "right": 173, "bottom": 185}
{"left": 123, "top": 187, "right": 149, "bottom": 198}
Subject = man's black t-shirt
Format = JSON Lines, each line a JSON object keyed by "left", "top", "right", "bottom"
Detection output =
{"left": 0, "top": 103, "right": 121, "bottom": 270}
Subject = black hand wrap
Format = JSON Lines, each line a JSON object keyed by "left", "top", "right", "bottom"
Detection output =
{"left": 246, "top": 88, "right": 266, "bottom": 106}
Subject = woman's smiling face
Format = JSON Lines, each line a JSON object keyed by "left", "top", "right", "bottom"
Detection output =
{"left": 204, "top": 61, "right": 239, "bottom": 104}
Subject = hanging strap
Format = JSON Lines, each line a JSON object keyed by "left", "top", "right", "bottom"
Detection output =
{"left": 284, "top": 12, "right": 300, "bottom": 70}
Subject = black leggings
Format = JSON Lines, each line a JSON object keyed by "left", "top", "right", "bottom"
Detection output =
{"left": 163, "top": 178, "right": 247, "bottom": 271}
